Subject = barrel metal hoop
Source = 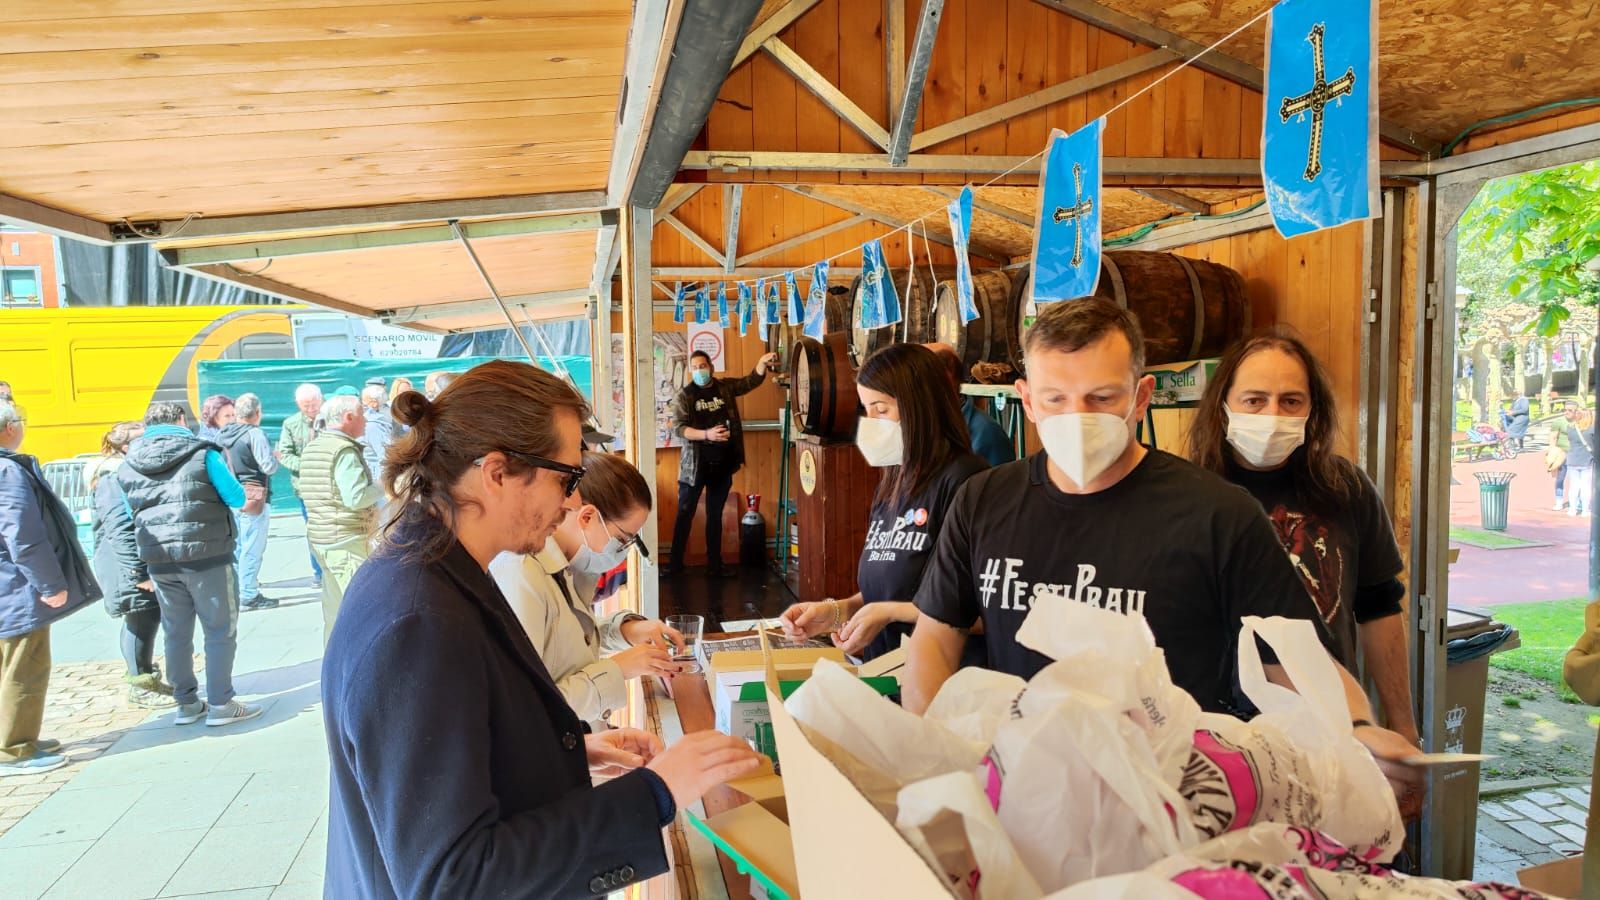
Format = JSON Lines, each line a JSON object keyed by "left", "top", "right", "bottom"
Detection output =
{"left": 1101, "top": 254, "right": 1128, "bottom": 309}
{"left": 1173, "top": 254, "right": 1206, "bottom": 360}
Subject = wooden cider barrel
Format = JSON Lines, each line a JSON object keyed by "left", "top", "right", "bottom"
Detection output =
{"left": 790, "top": 331, "right": 859, "bottom": 442}
{"left": 1009, "top": 251, "right": 1251, "bottom": 370}
{"left": 848, "top": 267, "right": 951, "bottom": 363}
{"left": 933, "top": 269, "right": 1016, "bottom": 379}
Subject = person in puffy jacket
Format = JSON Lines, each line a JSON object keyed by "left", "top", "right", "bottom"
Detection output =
{"left": 90, "top": 422, "right": 176, "bottom": 708}
{"left": 0, "top": 400, "right": 101, "bottom": 776}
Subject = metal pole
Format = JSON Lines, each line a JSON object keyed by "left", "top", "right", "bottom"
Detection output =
{"left": 449, "top": 219, "right": 539, "bottom": 362}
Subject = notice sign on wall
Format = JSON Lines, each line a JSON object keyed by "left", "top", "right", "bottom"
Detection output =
{"left": 687, "top": 321, "right": 726, "bottom": 371}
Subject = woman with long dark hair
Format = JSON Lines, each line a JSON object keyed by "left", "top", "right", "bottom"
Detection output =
{"left": 780, "top": 343, "right": 987, "bottom": 661}
{"left": 321, "top": 361, "right": 762, "bottom": 897}
{"left": 1188, "top": 331, "right": 1417, "bottom": 748}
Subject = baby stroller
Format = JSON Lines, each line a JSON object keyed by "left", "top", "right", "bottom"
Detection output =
{"left": 1458, "top": 422, "right": 1520, "bottom": 462}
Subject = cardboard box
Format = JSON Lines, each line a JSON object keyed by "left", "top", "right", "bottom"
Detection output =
{"left": 709, "top": 648, "right": 850, "bottom": 751}
{"left": 691, "top": 633, "right": 953, "bottom": 899}
{"left": 1518, "top": 855, "right": 1582, "bottom": 897}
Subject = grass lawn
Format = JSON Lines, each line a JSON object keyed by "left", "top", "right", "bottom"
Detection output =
{"left": 1448, "top": 525, "right": 1546, "bottom": 550}
{"left": 1489, "top": 597, "right": 1587, "bottom": 702}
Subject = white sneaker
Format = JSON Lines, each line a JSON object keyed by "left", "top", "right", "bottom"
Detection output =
{"left": 1554, "top": 501, "right": 1567, "bottom": 511}
{"left": 173, "top": 700, "right": 208, "bottom": 725}
{"left": 205, "top": 700, "right": 263, "bottom": 728}
{"left": 1570, "top": 507, "right": 1583, "bottom": 517}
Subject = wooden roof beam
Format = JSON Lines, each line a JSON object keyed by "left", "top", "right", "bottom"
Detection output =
{"left": 722, "top": 184, "right": 744, "bottom": 274}
{"left": 911, "top": 49, "right": 1176, "bottom": 152}
{"left": 174, "top": 263, "right": 387, "bottom": 321}
{"left": 733, "top": 0, "right": 826, "bottom": 68}
{"left": 1132, "top": 188, "right": 1210, "bottom": 214}
{"left": 887, "top": 0, "right": 946, "bottom": 166}
{"left": 921, "top": 186, "right": 1036, "bottom": 227}
{"left": 377, "top": 290, "right": 594, "bottom": 326}
{"left": 781, "top": 184, "right": 1010, "bottom": 262}
{"left": 1113, "top": 202, "right": 1275, "bottom": 252}
{"left": 655, "top": 266, "right": 865, "bottom": 278}
{"left": 1028, "top": 0, "right": 1442, "bottom": 157}
{"left": 685, "top": 150, "right": 1265, "bottom": 178}
{"left": 0, "top": 192, "right": 115, "bottom": 244}
{"left": 661, "top": 211, "right": 726, "bottom": 267}
{"left": 762, "top": 38, "right": 891, "bottom": 151}
{"left": 734, "top": 213, "right": 872, "bottom": 267}
{"left": 653, "top": 184, "right": 704, "bottom": 224}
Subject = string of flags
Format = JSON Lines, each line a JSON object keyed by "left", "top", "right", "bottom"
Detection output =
{"left": 673, "top": 0, "right": 1376, "bottom": 336}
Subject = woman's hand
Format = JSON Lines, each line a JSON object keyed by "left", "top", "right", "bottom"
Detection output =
{"left": 834, "top": 602, "right": 898, "bottom": 657}
{"left": 586, "top": 728, "right": 664, "bottom": 776}
{"left": 621, "top": 618, "right": 687, "bottom": 656}
{"left": 611, "top": 643, "right": 684, "bottom": 681}
{"left": 647, "top": 731, "right": 766, "bottom": 810}
{"left": 779, "top": 600, "right": 840, "bottom": 641}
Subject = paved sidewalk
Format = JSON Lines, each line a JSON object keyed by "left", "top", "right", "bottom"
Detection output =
{"left": 1475, "top": 784, "right": 1591, "bottom": 884}
{"left": 1, "top": 515, "right": 330, "bottom": 900}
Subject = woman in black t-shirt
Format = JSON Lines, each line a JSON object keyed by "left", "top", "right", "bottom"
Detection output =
{"left": 1188, "top": 332, "right": 1418, "bottom": 747}
{"left": 780, "top": 343, "right": 987, "bottom": 661}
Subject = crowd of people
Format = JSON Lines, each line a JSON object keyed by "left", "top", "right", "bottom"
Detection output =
{"left": 0, "top": 368, "right": 467, "bottom": 775}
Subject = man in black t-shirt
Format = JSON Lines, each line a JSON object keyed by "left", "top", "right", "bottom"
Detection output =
{"left": 904, "top": 298, "right": 1419, "bottom": 795}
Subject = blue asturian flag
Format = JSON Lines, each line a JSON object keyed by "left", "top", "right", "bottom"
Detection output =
{"left": 1031, "top": 119, "right": 1104, "bottom": 304}
{"left": 737, "top": 282, "right": 754, "bottom": 337}
{"left": 785, "top": 272, "right": 803, "bottom": 324}
{"left": 857, "top": 240, "right": 902, "bottom": 331}
{"left": 672, "top": 282, "right": 686, "bottom": 324}
{"left": 1262, "top": 0, "right": 1376, "bottom": 238}
{"left": 717, "top": 283, "right": 730, "bottom": 329}
{"left": 945, "top": 186, "right": 979, "bottom": 324}
{"left": 803, "top": 261, "right": 829, "bottom": 341}
{"left": 695, "top": 286, "right": 710, "bottom": 323}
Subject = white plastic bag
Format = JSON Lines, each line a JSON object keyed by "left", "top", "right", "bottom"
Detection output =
{"left": 1176, "top": 616, "right": 1404, "bottom": 861}
{"left": 896, "top": 771, "right": 1044, "bottom": 900}
{"left": 923, "top": 666, "right": 1026, "bottom": 747}
{"left": 784, "top": 658, "right": 987, "bottom": 819}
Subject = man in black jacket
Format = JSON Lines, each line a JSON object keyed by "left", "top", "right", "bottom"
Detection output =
{"left": 665, "top": 349, "right": 779, "bottom": 576}
{"left": 217, "top": 393, "right": 280, "bottom": 611}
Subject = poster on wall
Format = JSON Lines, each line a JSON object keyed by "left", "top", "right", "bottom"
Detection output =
{"left": 609, "top": 334, "right": 627, "bottom": 445}
{"left": 686, "top": 321, "right": 727, "bottom": 371}
{"left": 653, "top": 331, "right": 688, "bottom": 449}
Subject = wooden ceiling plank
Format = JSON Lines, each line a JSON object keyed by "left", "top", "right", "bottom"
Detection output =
{"left": 761, "top": 37, "right": 891, "bottom": 151}
{"left": 0, "top": 3, "right": 633, "bottom": 55}
{"left": 732, "top": 213, "right": 871, "bottom": 267}
{"left": 8, "top": 0, "right": 486, "bottom": 24}
{"left": 782, "top": 184, "right": 1008, "bottom": 262}
{"left": 732, "top": 0, "right": 825, "bottom": 68}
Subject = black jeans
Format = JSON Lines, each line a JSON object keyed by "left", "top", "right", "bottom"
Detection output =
{"left": 672, "top": 469, "right": 736, "bottom": 569}
{"left": 121, "top": 606, "right": 161, "bottom": 677}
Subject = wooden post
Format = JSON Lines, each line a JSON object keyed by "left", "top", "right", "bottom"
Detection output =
{"left": 620, "top": 205, "right": 660, "bottom": 620}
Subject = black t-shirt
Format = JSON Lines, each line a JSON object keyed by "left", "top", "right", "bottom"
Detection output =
{"left": 914, "top": 449, "right": 1329, "bottom": 714}
{"left": 680, "top": 382, "right": 733, "bottom": 470}
{"left": 856, "top": 452, "right": 989, "bottom": 661}
{"left": 1222, "top": 455, "right": 1404, "bottom": 675}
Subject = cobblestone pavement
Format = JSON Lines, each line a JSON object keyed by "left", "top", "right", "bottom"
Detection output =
{"left": 1474, "top": 783, "right": 1590, "bottom": 884}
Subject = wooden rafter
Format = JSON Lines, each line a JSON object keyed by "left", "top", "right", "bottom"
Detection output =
{"left": 762, "top": 37, "right": 891, "bottom": 151}
{"left": 1132, "top": 188, "right": 1209, "bottom": 214}
{"left": 661, "top": 212, "right": 725, "bottom": 266}
{"left": 911, "top": 50, "right": 1176, "bottom": 152}
{"left": 733, "top": 0, "right": 826, "bottom": 68}
{"left": 921, "top": 186, "right": 1036, "bottom": 228}
{"left": 652, "top": 184, "right": 703, "bottom": 224}
{"left": 722, "top": 184, "right": 744, "bottom": 274}
{"left": 734, "top": 213, "right": 872, "bottom": 267}
{"left": 782, "top": 184, "right": 1010, "bottom": 262}
{"left": 887, "top": 0, "right": 945, "bottom": 165}
{"left": 1028, "top": 0, "right": 1441, "bottom": 156}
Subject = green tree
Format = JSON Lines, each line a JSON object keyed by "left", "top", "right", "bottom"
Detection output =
{"left": 1459, "top": 160, "right": 1600, "bottom": 336}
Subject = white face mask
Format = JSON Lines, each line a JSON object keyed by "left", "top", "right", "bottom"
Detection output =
{"left": 1225, "top": 407, "right": 1307, "bottom": 469}
{"left": 569, "top": 510, "right": 631, "bottom": 575}
{"left": 855, "top": 416, "right": 905, "bottom": 468}
{"left": 1037, "top": 401, "right": 1136, "bottom": 488}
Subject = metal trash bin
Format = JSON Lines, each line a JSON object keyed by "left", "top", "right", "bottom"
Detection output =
{"left": 1439, "top": 607, "right": 1521, "bottom": 881}
{"left": 1474, "top": 471, "right": 1514, "bottom": 531}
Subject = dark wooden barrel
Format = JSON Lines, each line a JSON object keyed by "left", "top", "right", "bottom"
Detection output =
{"left": 933, "top": 269, "right": 1016, "bottom": 378}
{"left": 790, "top": 331, "right": 859, "bottom": 442}
{"left": 1009, "top": 251, "right": 1251, "bottom": 370}
{"left": 848, "top": 267, "right": 950, "bottom": 363}
{"left": 765, "top": 285, "right": 853, "bottom": 375}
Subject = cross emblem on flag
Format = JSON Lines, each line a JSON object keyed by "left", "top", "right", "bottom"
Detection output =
{"left": 1278, "top": 23, "right": 1356, "bottom": 182}
{"left": 1051, "top": 164, "right": 1096, "bottom": 268}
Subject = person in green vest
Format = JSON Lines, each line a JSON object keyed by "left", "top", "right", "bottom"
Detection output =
{"left": 300, "top": 394, "right": 382, "bottom": 639}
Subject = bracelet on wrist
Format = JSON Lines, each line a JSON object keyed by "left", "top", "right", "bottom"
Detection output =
{"left": 1351, "top": 718, "right": 1375, "bottom": 730}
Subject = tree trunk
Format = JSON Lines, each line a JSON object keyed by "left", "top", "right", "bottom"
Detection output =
{"left": 1513, "top": 338, "right": 1529, "bottom": 398}
{"left": 1486, "top": 341, "right": 1504, "bottom": 422}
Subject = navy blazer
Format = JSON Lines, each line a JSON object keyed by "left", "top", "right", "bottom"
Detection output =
{"left": 321, "top": 517, "right": 668, "bottom": 898}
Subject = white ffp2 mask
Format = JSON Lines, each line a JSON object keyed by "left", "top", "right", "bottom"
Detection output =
{"left": 855, "top": 416, "right": 905, "bottom": 468}
{"left": 1038, "top": 403, "right": 1135, "bottom": 488}
{"left": 1225, "top": 408, "right": 1307, "bottom": 469}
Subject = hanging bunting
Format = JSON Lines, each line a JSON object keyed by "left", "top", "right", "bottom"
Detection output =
{"left": 1031, "top": 119, "right": 1105, "bottom": 304}
{"left": 672, "top": 282, "right": 687, "bottom": 324}
{"left": 857, "top": 239, "right": 902, "bottom": 332}
{"left": 717, "top": 283, "right": 731, "bottom": 329}
{"left": 803, "top": 261, "right": 830, "bottom": 341}
{"left": 1262, "top": 0, "right": 1377, "bottom": 238}
{"left": 758, "top": 278, "right": 779, "bottom": 341}
{"left": 785, "top": 271, "right": 803, "bottom": 325}
{"left": 945, "top": 186, "right": 980, "bottom": 324}
{"left": 695, "top": 285, "right": 710, "bottom": 323}
{"left": 737, "top": 282, "right": 754, "bottom": 336}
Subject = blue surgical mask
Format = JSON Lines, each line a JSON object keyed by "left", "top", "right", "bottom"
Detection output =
{"left": 692, "top": 370, "right": 712, "bottom": 387}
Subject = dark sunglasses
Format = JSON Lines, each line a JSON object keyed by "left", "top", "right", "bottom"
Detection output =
{"left": 485, "top": 451, "right": 587, "bottom": 496}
